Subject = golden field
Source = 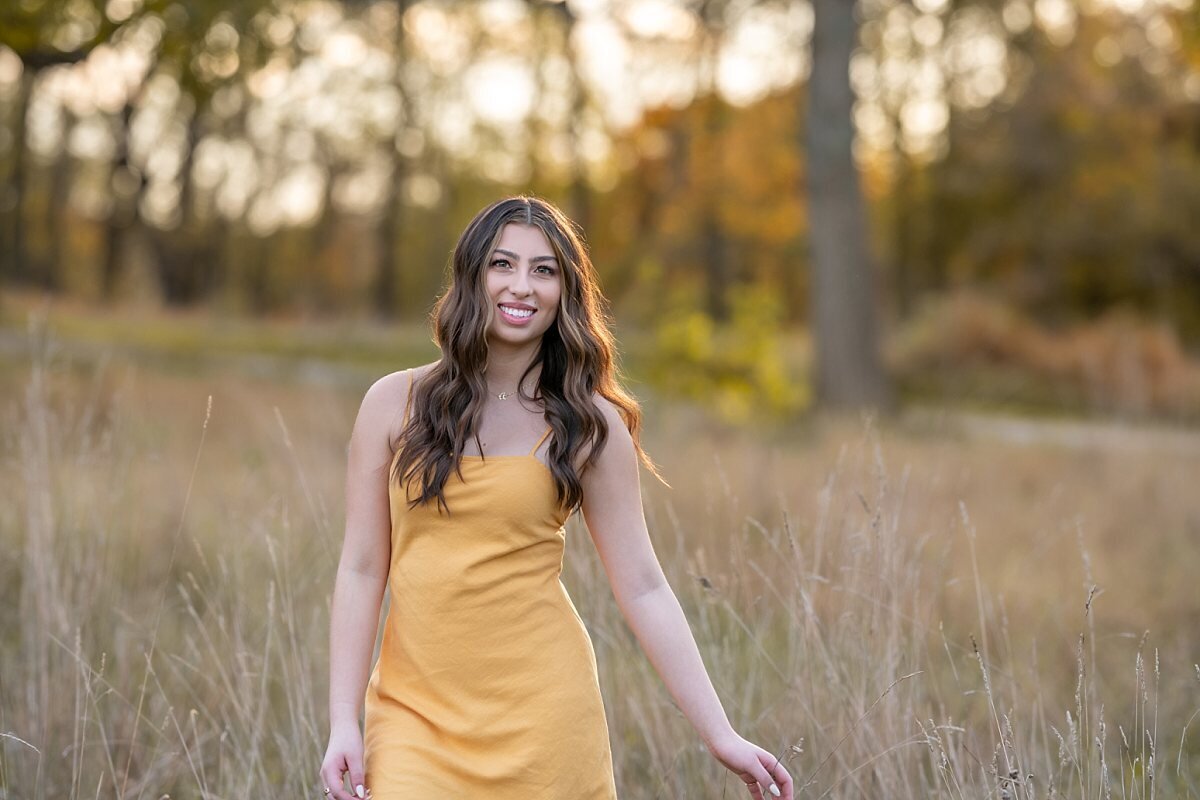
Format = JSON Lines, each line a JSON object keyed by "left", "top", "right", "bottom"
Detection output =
{"left": 1, "top": 314, "right": 1198, "bottom": 799}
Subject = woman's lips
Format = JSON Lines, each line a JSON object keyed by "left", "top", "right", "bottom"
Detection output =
{"left": 499, "top": 304, "right": 536, "bottom": 326}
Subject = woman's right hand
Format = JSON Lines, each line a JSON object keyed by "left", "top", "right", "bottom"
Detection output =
{"left": 320, "top": 723, "right": 372, "bottom": 800}
{"left": 707, "top": 731, "right": 793, "bottom": 800}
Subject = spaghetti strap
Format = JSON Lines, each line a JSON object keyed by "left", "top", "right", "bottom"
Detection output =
{"left": 528, "top": 425, "right": 552, "bottom": 457}
{"left": 402, "top": 368, "right": 415, "bottom": 424}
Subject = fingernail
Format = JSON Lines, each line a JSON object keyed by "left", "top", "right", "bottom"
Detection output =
{"left": 356, "top": 786, "right": 365, "bottom": 798}
{"left": 770, "top": 784, "right": 781, "bottom": 797}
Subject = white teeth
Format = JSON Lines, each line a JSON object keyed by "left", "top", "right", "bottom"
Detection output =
{"left": 501, "top": 306, "right": 533, "bottom": 318}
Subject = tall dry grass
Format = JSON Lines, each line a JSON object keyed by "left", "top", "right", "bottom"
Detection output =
{"left": 1, "top": 332, "right": 1198, "bottom": 799}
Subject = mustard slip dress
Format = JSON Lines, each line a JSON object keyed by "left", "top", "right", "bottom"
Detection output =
{"left": 362, "top": 369, "right": 619, "bottom": 798}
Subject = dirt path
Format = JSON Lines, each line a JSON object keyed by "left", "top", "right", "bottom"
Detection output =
{"left": 902, "top": 405, "right": 1200, "bottom": 456}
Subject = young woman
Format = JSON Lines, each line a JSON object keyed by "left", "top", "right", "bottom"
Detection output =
{"left": 319, "top": 196, "right": 793, "bottom": 799}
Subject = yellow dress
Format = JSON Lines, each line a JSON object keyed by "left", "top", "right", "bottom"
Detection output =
{"left": 363, "top": 370, "right": 618, "bottom": 798}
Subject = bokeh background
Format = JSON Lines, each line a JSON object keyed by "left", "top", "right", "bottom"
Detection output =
{"left": 1, "top": 0, "right": 1198, "bottom": 798}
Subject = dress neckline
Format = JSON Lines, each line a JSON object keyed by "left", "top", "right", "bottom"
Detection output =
{"left": 389, "top": 449, "right": 549, "bottom": 465}
{"left": 461, "top": 454, "right": 537, "bottom": 459}
{"left": 460, "top": 454, "right": 552, "bottom": 475}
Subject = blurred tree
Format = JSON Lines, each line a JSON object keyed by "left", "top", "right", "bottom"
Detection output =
{"left": 0, "top": 0, "right": 139, "bottom": 289}
{"left": 806, "top": 0, "right": 893, "bottom": 410}
{"left": 102, "top": 73, "right": 149, "bottom": 302}
{"left": 0, "top": 0, "right": 275, "bottom": 306}
{"left": 694, "top": 0, "right": 735, "bottom": 323}
{"left": 603, "top": 88, "right": 805, "bottom": 325}
{"left": 145, "top": 0, "right": 271, "bottom": 306}
{"left": 538, "top": 0, "right": 593, "bottom": 233}
{"left": 3, "top": 0, "right": 1200, "bottom": 358}
{"left": 924, "top": 2, "right": 1200, "bottom": 336}
{"left": 374, "top": 0, "right": 414, "bottom": 319}
{"left": 858, "top": 0, "right": 950, "bottom": 321}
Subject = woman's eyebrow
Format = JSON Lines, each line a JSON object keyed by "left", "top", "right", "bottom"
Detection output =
{"left": 494, "top": 248, "right": 558, "bottom": 264}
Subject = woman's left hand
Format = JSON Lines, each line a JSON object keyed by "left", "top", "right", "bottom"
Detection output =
{"left": 707, "top": 732, "right": 794, "bottom": 800}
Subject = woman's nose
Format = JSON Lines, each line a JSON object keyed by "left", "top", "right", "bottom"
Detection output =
{"left": 510, "top": 266, "right": 532, "bottom": 295}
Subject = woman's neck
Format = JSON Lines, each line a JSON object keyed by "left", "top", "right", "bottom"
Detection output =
{"left": 485, "top": 346, "right": 541, "bottom": 395}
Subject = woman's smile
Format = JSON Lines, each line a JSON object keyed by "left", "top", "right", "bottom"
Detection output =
{"left": 498, "top": 303, "right": 536, "bottom": 325}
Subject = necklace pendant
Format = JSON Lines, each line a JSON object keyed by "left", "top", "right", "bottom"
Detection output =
{"left": 496, "top": 391, "right": 510, "bottom": 400}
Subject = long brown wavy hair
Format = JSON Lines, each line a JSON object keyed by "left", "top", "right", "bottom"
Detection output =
{"left": 390, "top": 195, "right": 665, "bottom": 515}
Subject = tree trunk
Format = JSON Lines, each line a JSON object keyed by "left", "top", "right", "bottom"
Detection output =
{"left": 695, "top": 0, "right": 732, "bottom": 322}
{"left": 568, "top": 126, "right": 591, "bottom": 235}
{"left": 701, "top": 97, "right": 731, "bottom": 322}
{"left": 805, "top": 0, "right": 893, "bottom": 411}
{"left": 430, "top": 144, "right": 455, "bottom": 299}
{"left": 375, "top": 152, "right": 401, "bottom": 318}
{"left": 154, "top": 111, "right": 212, "bottom": 305}
{"left": 892, "top": 149, "right": 913, "bottom": 320}
{"left": 374, "top": 0, "right": 412, "bottom": 320}
{"left": 567, "top": 53, "right": 590, "bottom": 234}
{"left": 3, "top": 67, "right": 35, "bottom": 285}
{"left": 101, "top": 101, "right": 143, "bottom": 301}
{"left": 45, "top": 108, "right": 74, "bottom": 292}
{"left": 544, "top": 0, "right": 590, "bottom": 231}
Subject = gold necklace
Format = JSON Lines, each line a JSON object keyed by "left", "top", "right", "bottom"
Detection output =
{"left": 492, "top": 376, "right": 534, "bottom": 400}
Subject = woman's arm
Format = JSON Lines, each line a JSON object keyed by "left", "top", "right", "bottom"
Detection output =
{"left": 579, "top": 398, "right": 792, "bottom": 800}
{"left": 321, "top": 371, "right": 407, "bottom": 800}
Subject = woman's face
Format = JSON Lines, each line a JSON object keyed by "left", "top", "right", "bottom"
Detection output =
{"left": 484, "top": 223, "right": 563, "bottom": 348}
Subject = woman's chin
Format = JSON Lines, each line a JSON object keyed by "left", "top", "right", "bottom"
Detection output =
{"left": 488, "top": 329, "right": 544, "bottom": 347}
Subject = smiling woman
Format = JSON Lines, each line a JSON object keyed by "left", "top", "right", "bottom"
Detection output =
{"left": 319, "top": 196, "right": 795, "bottom": 800}
{"left": 486, "top": 224, "right": 562, "bottom": 341}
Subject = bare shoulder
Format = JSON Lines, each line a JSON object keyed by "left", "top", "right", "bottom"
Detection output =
{"left": 359, "top": 361, "right": 439, "bottom": 448}
{"left": 367, "top": 361, "right": 437, "bottom": 401}
{"left": 590, "top": 392, "right": 624, "bottom": 430}
{"left": 409, "top": 360, "right": 440, "bottom": 382}
{"left": 588, "top": 392, "right": 633, "bottom": 460}
{"left": 577, "top": 392, "right": 640, "bottom": 502}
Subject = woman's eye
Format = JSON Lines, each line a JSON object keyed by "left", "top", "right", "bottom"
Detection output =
{"left": 491, "top": 259, "right": 510, "bottom": 268}
{"left": 536, "top": 265, "right": 557, "bottom": 275}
